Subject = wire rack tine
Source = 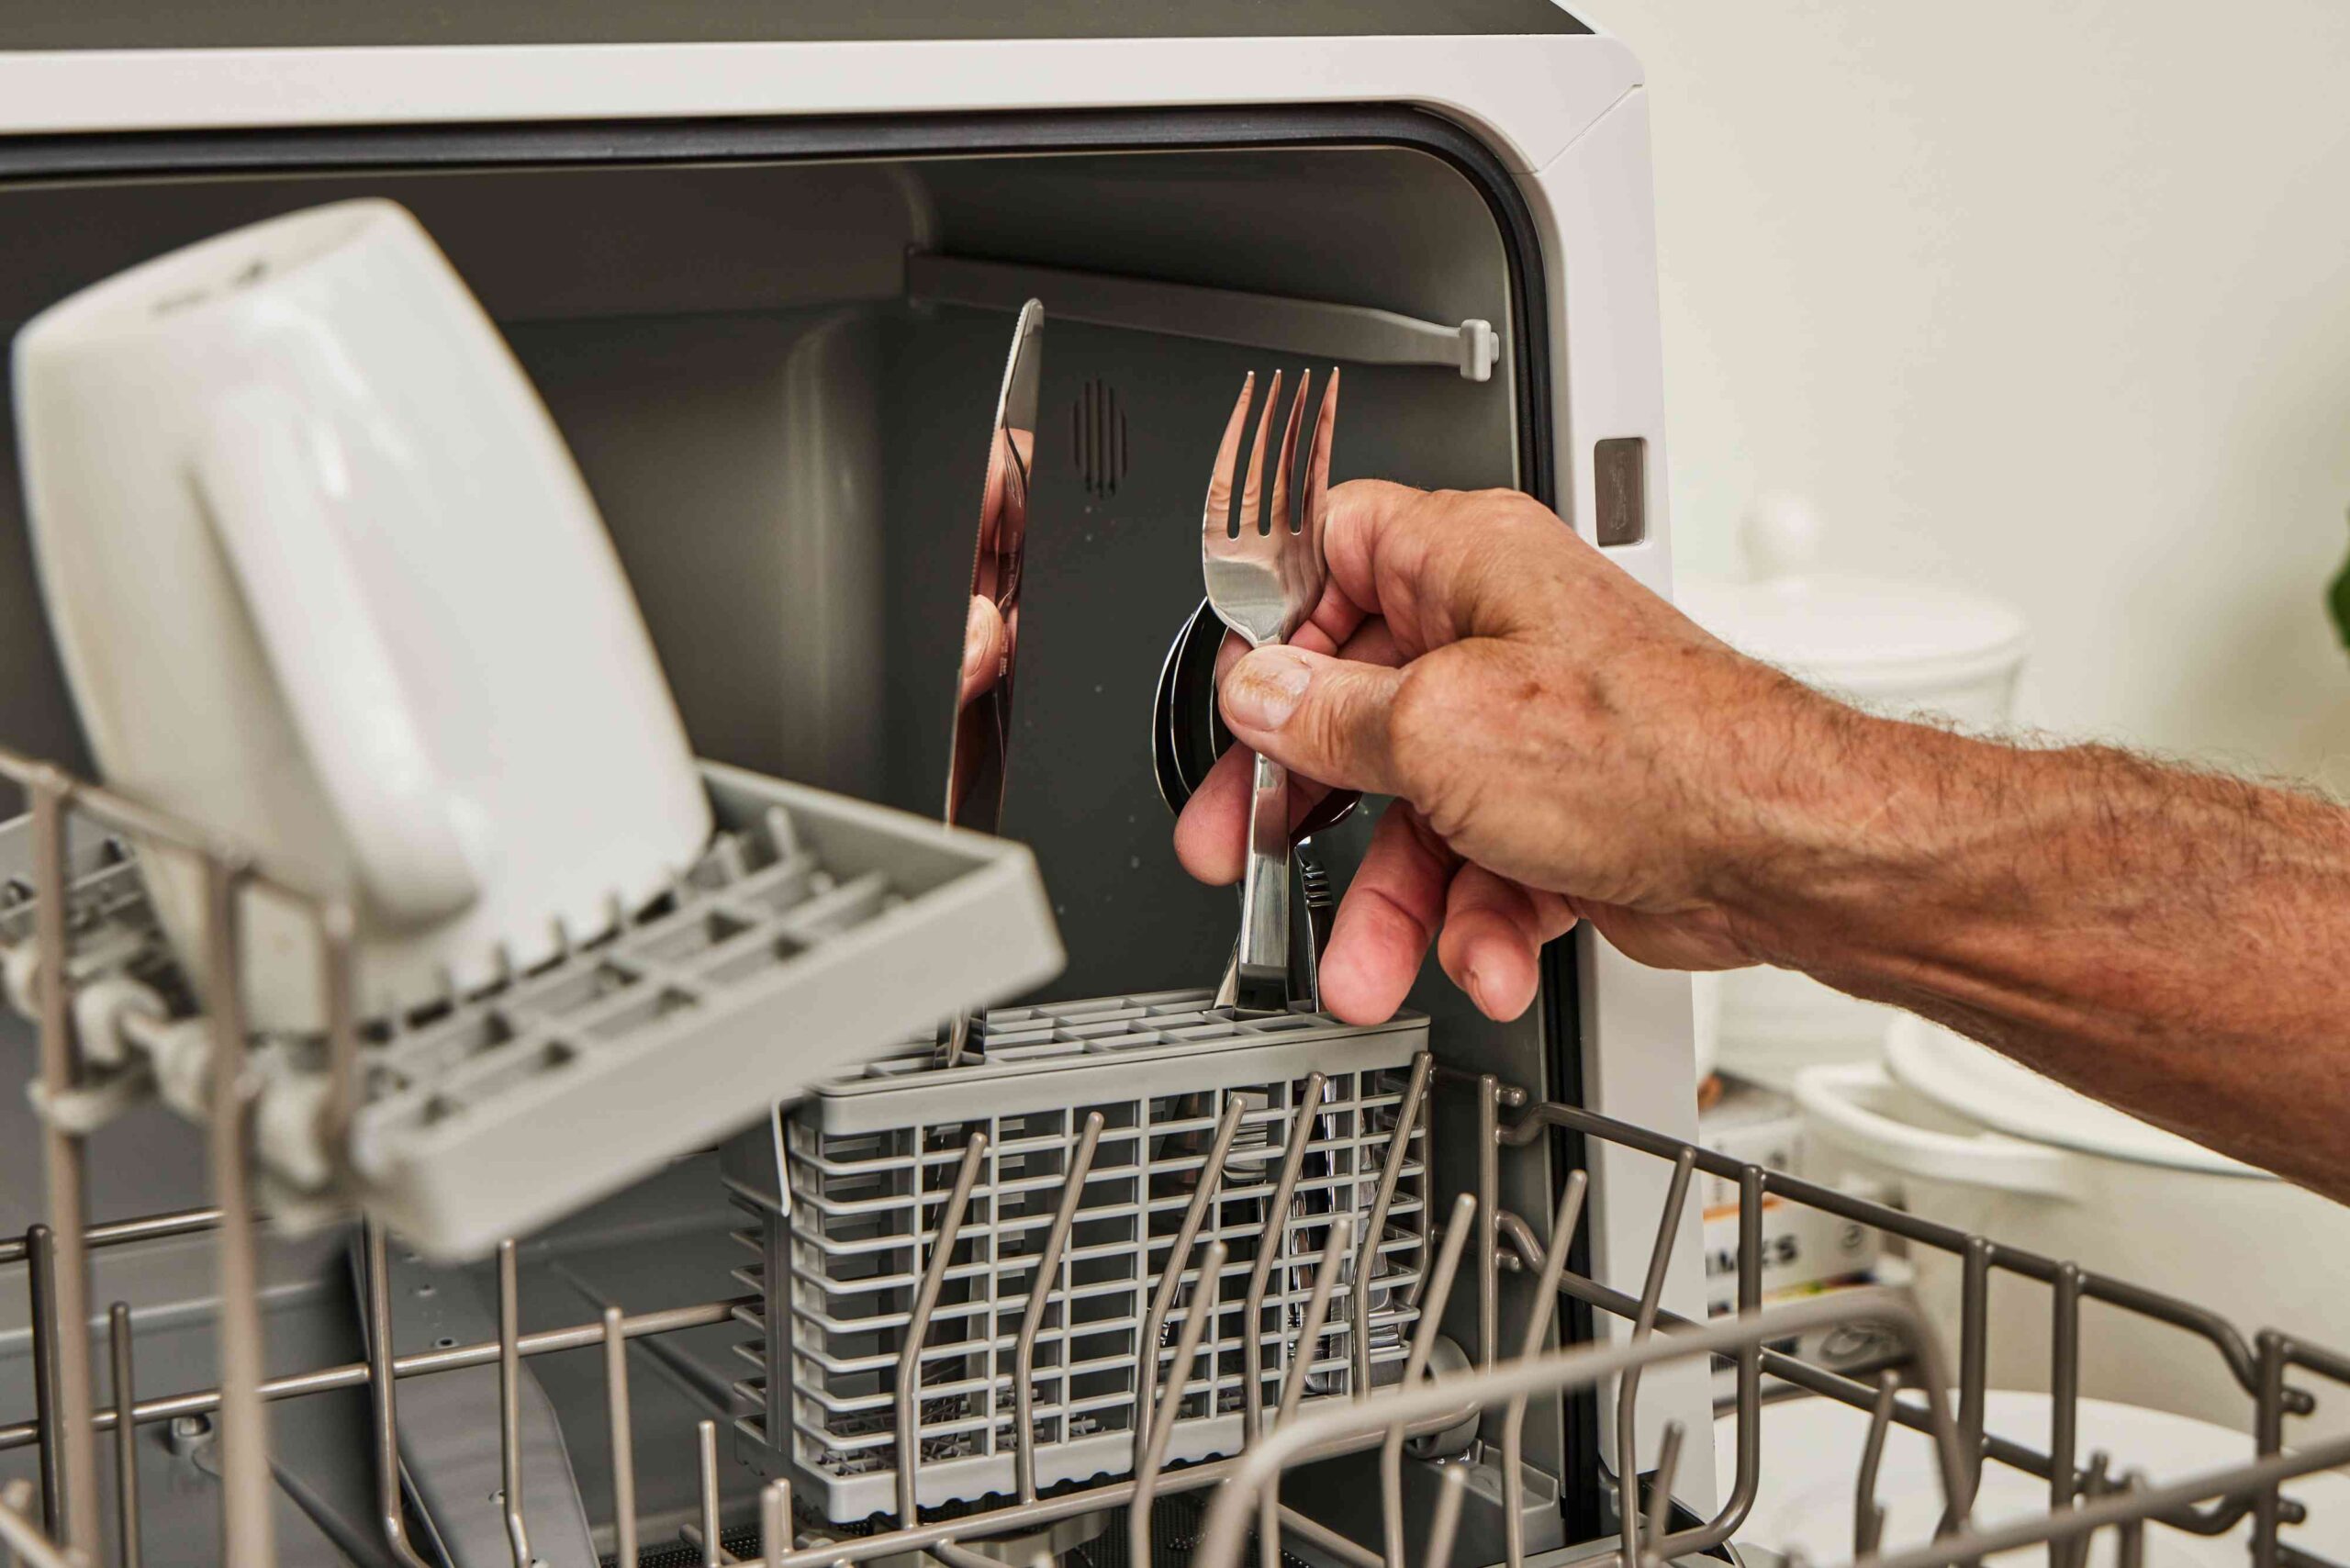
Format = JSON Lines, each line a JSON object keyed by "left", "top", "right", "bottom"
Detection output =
{"left": 2255, "top": 1329, "right": 2291, "bottom": 1568}
{"left": 2118, "top": 1471, "right": 2151, "bottom": 1568}
{"left": 1242, "top": 1072, "right": 1325, "bottom": 1447}
{"left": 1475, "top": 1075, "right": 1501, "bottom": 1367}
{"left": 1274, "top": 1214, "right": 1354, "bottom": 1428}
{"left": 1135, "top": 1099, "right": 1248, "bottom": 1446}
{"left": 2051, "top": 1262, "right": 2085, "bottom": 1568}
{"left": 1639, "top": 1420, "right": 1684, "bottom": 1568}
{"left": 605, "top": 1307, "right": 637, "bottom": 1568}
{"left": 696, "top": 1419, "right": 722, "bottom": 1568}
{"left": 933, "top": 1540, "right": 1026, "bottom": 1568}
{"left": 760, "top": 1477, "right": 792, "bottom": 1568}
{"left": 1014, "top": 1112, "right": 1102, "bottom": 1505}
{"left": 1854, "top": 1372, "right": 1900, "bottom": 1560}
{"left": 1502, "top": 1171, "right": 1588, "bottom": 1568}
{"left": 1683, "top": 1163, "right": 1766, "bottom": 1558}
{"left": 1270, "top": 1506, "right": 1379, "bottom": 1568}
{"left": 29, "top": 772, "right": 99, "bottom": 1557}
{"left": 1349, "top": 1055, "right": 1432, "bottom": 1396}
{"left": 895, "top": 1132, "right": 990, "bottom": 1529}
{"left": 1422, "top": 1461, "right": 1469, "bottom": 1568}
{"left": 202, "top": 852, "right": 273, "bottom": 1568}
{"left": 497, "top": 1239, "right": 531, "bottom": 1568}
{"left": 1127, "top": 1238, "right": 1225, "bottom": 1568}
{"left": 1956, "top": 1235, "right": 1994, "bottom": 1518}
{"left": 23, "top": 1226, "right": 61, "bottom": 1538}
{"left": 1262, "top": 1215, "right": 1354, "bottom": 1568}
{"left": 363, "top": 1222, "right": 435, "bottom": 1568}
{"left": 1382, "top": 1193, "right": 1474, "bottom": 1568}
{"left": 106, "top": 1305, "right": 137, "bottom": 1568}
{"left": 1614, "top": 1148, "right": 1695, "bottom": 1568}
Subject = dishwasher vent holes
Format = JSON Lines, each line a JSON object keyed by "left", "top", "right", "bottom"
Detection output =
{"left": 1072, "top": 378, "right": 1129, "bottom": 498}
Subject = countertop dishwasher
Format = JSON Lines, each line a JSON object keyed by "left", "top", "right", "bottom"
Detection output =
{"left": 1, "top": 6, "right": 2346, "bottom": 1568}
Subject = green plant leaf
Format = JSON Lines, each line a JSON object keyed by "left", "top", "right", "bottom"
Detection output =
{"left": 2333, "top": 515, "right": 2350, "bottom": 657}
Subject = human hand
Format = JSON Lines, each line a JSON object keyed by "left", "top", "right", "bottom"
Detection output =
{"left": 1174, "top": 479, "right": 1828, "bottom": 1025}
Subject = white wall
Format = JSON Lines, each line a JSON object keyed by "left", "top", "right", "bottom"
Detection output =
{"left": 1573, "top": 0, "right": 2350, "bottom": 786}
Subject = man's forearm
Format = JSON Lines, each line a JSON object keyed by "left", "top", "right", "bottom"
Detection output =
{"left": 1722, "top": 698, "right": 2350, "bottom": 1194}
{"left": 1187, "top": 478, "right": 2350, "bottom": 1193}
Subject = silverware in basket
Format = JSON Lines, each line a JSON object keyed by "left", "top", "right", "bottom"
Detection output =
{"left": 1200, "top": 368, "right": 1338, "bottom": 1015}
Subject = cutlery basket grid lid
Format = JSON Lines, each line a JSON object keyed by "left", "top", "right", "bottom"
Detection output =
{"left": 793, "top": 992, "right": 1428, "bottom": 1136}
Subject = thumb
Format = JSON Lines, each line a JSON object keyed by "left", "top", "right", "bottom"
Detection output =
{"left": 1219, "top": 645, "right": 1407, "bottom": 797}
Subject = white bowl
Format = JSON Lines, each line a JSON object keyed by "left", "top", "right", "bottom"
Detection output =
{"left": 1720, "top": 1388, "right": 2350, "bottom": 1568}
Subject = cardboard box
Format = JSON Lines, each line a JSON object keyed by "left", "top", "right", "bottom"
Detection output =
{"left": 1698, "top": 1077, "right": 1880, "bottom": 1316}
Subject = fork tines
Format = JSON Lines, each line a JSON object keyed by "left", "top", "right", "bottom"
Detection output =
{"left": 1204, "top": 368, "right": 1338, "bottom": 548}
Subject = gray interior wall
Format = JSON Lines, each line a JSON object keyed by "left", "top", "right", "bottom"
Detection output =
{"left": 0, "top": 158, "right": 928, "bottom": 814}
{"left": 0, "top": 133, "right": 1528, "bottom": 1198}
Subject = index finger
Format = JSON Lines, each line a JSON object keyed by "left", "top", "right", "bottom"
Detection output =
{"left": 1320, "top": 478, "right": 1585, "bottom": 657}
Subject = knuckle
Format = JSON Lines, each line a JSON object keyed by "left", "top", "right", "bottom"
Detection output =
{"left": 1385, "top": 655, "right": 1503, "bottom": 842}
{"left": 1383, "top": 665, "right": 1456, "bottom": 801}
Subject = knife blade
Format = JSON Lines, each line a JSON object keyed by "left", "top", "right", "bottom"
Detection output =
{"left": 938, "top": 298, "right": 1043, "bottom": 1067}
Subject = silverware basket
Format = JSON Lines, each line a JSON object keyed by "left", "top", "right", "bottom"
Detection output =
{"left": 721, "top": 995, "right": 1432, "bottom": 1523}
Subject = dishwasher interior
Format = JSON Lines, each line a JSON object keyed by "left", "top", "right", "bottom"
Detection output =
{"left": 0, "top": 139, "right": 1585, "bottom": 1567}
{"left": 1, "top": 133, "right": 2347, "bottom": 1568}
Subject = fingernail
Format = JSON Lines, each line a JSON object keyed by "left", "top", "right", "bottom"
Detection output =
{"left": 1225, "top": 649, "right": 1312, "bottom": 731}
{"left": 1465, "top": 966, "right": 1494, "bottom": 1017}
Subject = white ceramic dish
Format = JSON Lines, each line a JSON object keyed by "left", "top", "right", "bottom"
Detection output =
{"left": 1722, "top": 1388, "right": 2350, "bottom": 1567}
{"left": 1883, "top": 1014, "right": 2251, "bottom": 1176}
{"left": 1796, "top": 1025, "right": 2350, "bottom": 1440}
{"left": 15, "top": 199, "right": 711, "bottom": 1029}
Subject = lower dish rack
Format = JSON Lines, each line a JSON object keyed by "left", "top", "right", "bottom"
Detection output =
{"left": 6, "top": 766, "right": 2350, "bottom": 1568}
{"left": 7, "top": 1036, "right": 2350, "bottom": 1568}
{"left": 719, "top": 994, "right": 1433, "bottom": 1522}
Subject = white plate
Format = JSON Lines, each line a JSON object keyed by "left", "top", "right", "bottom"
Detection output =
{"left": 1884, "top": 1016, "right": 2258, "bottom": 1179}
{"left": 1721, "top": 1388, "right": 2349, "bottom": 1567}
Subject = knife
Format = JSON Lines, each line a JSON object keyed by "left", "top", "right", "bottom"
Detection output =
{"left": 938, "top": 298, "right": 1044, "bottom": 1067}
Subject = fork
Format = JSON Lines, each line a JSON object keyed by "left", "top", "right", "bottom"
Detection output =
{"left": 1202, "top": 367, "right": 1337, "bottom": 1014}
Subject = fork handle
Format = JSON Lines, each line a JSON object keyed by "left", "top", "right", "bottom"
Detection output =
{"left": 1235, "top": 749, "right": 1292, "bottom": 1014}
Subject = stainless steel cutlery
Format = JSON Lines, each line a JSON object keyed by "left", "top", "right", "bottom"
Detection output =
{"left": 1200, "top": 368, "right": 1337, "bottom": 1014}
